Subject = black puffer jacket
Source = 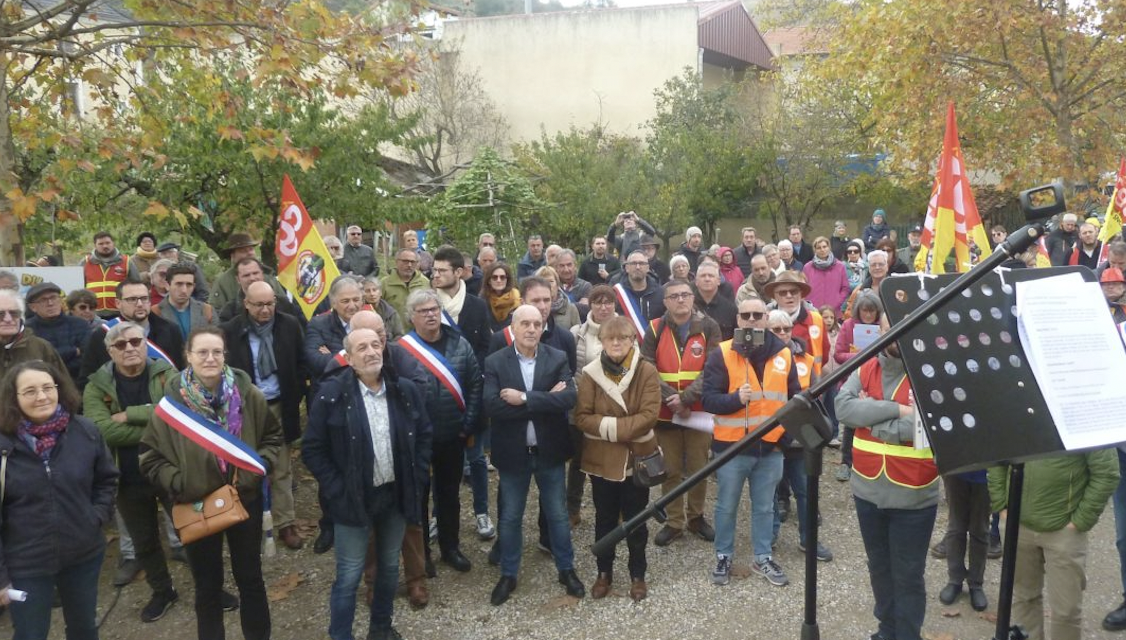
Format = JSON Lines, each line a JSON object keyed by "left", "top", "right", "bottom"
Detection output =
{"left": 0, "top": 415, "right": 118, "bottom": 586}
{"left": 403, "top": 325, "right": 482, "bottom": 442}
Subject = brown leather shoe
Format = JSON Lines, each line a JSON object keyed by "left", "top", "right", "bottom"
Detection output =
{"left": 591, "top": 572, "right": 612, "bottom": 599}
{"left": 408, "top": 584, "right": 429, "bottom": 610}
{"left": 278, "top": 525, "right": 304, "bottom": 550}
{"left": 629, "top": 578, "right": 647, "bottom": 602}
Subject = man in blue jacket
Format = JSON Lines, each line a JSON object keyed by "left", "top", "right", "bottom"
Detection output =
{"left": 303, "top": 327, "right": 432, "bottom": 640}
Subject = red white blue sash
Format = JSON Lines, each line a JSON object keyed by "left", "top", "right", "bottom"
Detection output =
{"left": 613, "top": 283, "right": 646, "bottom": 336}
{"left": 154, "top": 397, "right": 268, "bottom": 476}
{"left": 101, "top": 318, "right": 176, "bottom": 367}
{"left": 503, "top": 326, "right": 514, "bottom": 346}
{"left": 398, "top": 331, "right": 466, "bottom": 411}
{"left": 333, "top": 349, "right": 348, "bottom": 367}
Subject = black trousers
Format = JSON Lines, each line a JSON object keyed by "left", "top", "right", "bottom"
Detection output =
{"left": 942, "top": 475, "right": 990, "bottom": 588}
{"left": 591, "top": 475, "right": 649, "bottom": 579}
{"left": 423, "top": 438, "right": 465, "bottom": 553}
{"left": 116, "top": 481, "right": 174, "bottom": 594}
{"left": 566, "top": 424, "right": 586, "bottom": 515}
{"left": 184, "top": 496, "right": 270, "bottom": 640}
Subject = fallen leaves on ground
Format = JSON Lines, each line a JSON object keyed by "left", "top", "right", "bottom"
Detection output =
{"left": 268, "top": 572, "right": 304, "bottom": 602}
{"left": 731, "top": 564, "right": 753, "bottom": 579}
{"left": 540, "top": 595, "right": 581, "bottom": 610}
{"left": 940, "top": 608, "right": 961, "bottom": 618}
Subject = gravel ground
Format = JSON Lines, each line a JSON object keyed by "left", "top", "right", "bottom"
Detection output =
{"left": 5, "top": 447, "right": 1125, "bottom": 640}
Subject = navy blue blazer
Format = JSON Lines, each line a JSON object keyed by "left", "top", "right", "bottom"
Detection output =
{"left": 483, "top": 343, "right": 576, "bottom": 472}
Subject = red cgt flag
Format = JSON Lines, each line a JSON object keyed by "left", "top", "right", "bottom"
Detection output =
{"left": 275, "top": 175, "right": 340, "bottom": 319}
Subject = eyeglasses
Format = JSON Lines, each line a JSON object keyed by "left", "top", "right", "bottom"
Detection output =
{"left": 665, "top": 292, "right": 693, "bottom": 301}
{"left": 739, "top": 311, "right": 767, "bottom": 321}
{"left": 774, "top": 288, "right": 802, "bottom": 298}
{"left": 120, "top": 296, "right": 149, "bottom": 305}
{"left": 490, "top": 274, "right": 507, "bottom": 281}
{"left": 190, "top": 349, "right": 227, "bottom": 360}
{"left": 0, "top": 309, "right": 20, "bottom": 320}
{"left": 846, "top": 249, "right": 860, "bottom": 255}
{"left": 247, "top": 300, "right": 277, "bottom": 310}
{"left": 604, "top": 335, "right": 634, "bottom": 343}
{"left": 626, "top": 261, "right": 649, "bottom": 267}
{"left": 17, "top": 384, "right": 57, "bottom": 400}
{"left": 154, "top": 271, "right": 168, "bottom": 279}
{"left": 326, "top": 245, "right": 341, "bottom": 251}
{"left": 413, "top": 306, "right": 441, "bottom": 317}
{"left": 33, "top": 295, "right": 60, "bottom": 304}
{"left": 770, "top": 326, "right": 792, "bottom": 334}
{"left": 73, "top": 304, "right": 91, "bottom": 311}
{"left": 110, "top": 337, "right": 145, "bottom": 351}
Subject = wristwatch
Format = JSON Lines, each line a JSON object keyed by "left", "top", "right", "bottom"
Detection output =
{"left": 520, "top": 392, "right": 527, "bottom": 403}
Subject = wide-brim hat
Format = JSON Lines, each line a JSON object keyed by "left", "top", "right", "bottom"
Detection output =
{"left": 640, "top": 234, "right": 660, "bottom": 247}
{"left": 763, "top": 270, "right": 811, "bottom": 299}
{"left": 226, "top": 233, "right": 260, "bottom": 254}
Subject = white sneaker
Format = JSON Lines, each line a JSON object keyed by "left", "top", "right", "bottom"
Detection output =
{"left": 476, "top": 513, "right": 496, "bottom": 540}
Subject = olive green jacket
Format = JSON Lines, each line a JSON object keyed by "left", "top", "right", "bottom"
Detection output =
{"left": 988, "top": 448, "right": 1119, "bottom": 533}
{"left": 140, "top": 368, "right": 282, "bottom": 504}
{"left": 83, "top": 359, "right": 177, "bottom": 448}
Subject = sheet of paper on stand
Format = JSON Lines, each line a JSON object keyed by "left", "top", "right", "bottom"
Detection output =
{"left": 1016, "top": 272, "right": 1126, "bottom": 450}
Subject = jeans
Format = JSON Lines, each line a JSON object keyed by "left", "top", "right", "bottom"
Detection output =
{"left": 773, "top": 453, "right": 811, "bottom": 546}
{"left": 465, "top": 428, "right": 490, "bottom": 516}
{"left": 116, "top": 481, "right": 174, "bottom": 594}
{"left": 424, "top": 438, "right": 465, "bottom": 553}
{"left": 497, "top": 455, "right": 574, "bottom": 577}
{"left": 855, "top": 497, "right": 937, "bottom": 640}
{"left": 184, "top": 496, "right": 270, "bottom": 640}
{"left": 590, "top": 475, "right": 649, "bottom": 578}
{"left": 714, "top": 450, "right": 783, "bottom": 561}
{"left": 942, "top": 476, "right": 990, "bottom": 588}
{"left": 329, "top": 485, "right": 407, "bottom": 640}
{"left": 1115, "top": 449, "right": 1126, "bottom": 598}
{"left": 10, "top": 550, "right": 103, "bottom": 640}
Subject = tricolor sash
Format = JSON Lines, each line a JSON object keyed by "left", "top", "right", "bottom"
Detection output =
{"left": 333, "top": 349, "right": 348, "bottom": 367}
{"left": 399, "top": 331, "right": 466, "bottom": 411}
{"left": 613, "top": 283, "right": 646, "bottom": 336}
{"left": 100, "top": 318, "right": 177, "bottom": 367}
{"left": 503, "top": 326, "right": 514, "bottom": 346}
{"left": 155, "top": 397, "right": 268, "bottom": 476}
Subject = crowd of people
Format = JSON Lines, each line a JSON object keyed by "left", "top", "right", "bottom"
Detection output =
{"left": 0, "top": 208, "right": 1122, "bottom": 640}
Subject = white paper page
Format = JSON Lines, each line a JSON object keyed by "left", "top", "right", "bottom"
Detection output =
{"left": 1016, "top": 274, "right": 1126, "bottom": 450}
{"left": 853, "top": 323, "right": 880, "bottom": 351}
{"left": 671, "top": 410, "right": 715, "bottom": 433}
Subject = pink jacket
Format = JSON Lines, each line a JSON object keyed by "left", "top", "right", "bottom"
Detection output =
{"left": 803, "top": 261, "right": 851, "bottom": 311}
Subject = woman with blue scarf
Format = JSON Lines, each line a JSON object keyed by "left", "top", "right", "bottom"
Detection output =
{"left": 142, "top": 327, "right": 282, "bottom": 640}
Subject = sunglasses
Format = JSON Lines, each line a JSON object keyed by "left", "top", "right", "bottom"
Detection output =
{"left": 847, "top": 249, "right": 860, "bottom": 254}
{"left": 771, "top": 326, "right": 792, "bottom": 334}
{"left": 739, "top": 311, "right": 767, "bottom": 321}
{"left": 110, "top": 337, "right": 145, "bottom": 351}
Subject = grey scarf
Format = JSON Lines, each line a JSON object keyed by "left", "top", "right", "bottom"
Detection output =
{"left": 251, "top": 318, "right": 278, "bottom": 379}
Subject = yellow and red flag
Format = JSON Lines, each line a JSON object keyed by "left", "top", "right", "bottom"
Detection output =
{"left": 1098, "top": 157, "right": 1125, "bottom": 264}
{"left": 915, "top": 102, "right": 992, "bottom": 273}
{"left": 275, "top": 175, "right": 340, "bottom": 319}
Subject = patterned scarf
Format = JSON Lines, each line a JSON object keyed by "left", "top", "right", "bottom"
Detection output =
{"left": 179, "top": 366, "right": 243, "bottom": 473}
{"left": 600, "top": 346, "right": 635, "bottom": 385}
{"left": 19, "top": 405, "right": 70, "bottom": 459}
{"left": 488, "top": 288, "right": 522, "bottom": 323}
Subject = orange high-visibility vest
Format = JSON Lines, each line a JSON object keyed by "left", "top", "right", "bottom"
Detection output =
{"left": 84, "top": 255, "right": 131, "bottom": 312}
{"left": 650, "top": 318, "right": 708, "bottom": 420}
{"left": 851, "top": 358, "right": 938, "bottom": 489}
{"left": 711, "top": 341, "right": 790, "bottom": 444}
{"left": 792, "top": 309, "right": 826, "bottom": 376}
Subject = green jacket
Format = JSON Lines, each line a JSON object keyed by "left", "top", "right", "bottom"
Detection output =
{"left": 140, "top": 368, "right": 282, "bottom": 504}
{"left": 379, "top": 270, "right": 429, "bottom": 326}
{"left": 988, "top": 448, "right": 1119, "bottom": 533}
{"left": 83, "top": 359, "right": 177, "bottom": 448}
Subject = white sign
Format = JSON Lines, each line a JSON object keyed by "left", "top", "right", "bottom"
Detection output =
{"left": 1016, "top": 273, "right": 1126, "bottom": 450}
{"left": 5, "top": 267, "right": 86, "bottom": 298}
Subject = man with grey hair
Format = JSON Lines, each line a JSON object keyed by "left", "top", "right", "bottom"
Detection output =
{"left": 0, "top": 289, "right": 68, "bottom": 382}
{"left": 305, "top": 276, "right": 365, "bottom": 375}
{"left": 380, "top": 247, "right": 429, "bottom": 322}
{"left": 83, "top": 320, "right": 182, "bottom": 621}
{"left": 476, "top": 246, "right": 498, "bottom": 277}
{"left": 762, "top": 244, "right": 784, "bottom": 276}
{"left": 1047, "top": 212, "right": 1079, "bottom": 266}
{"left": 677, "top": 225, "right": 704, "bottom": 272}
{"left": 322, "top": 235, "right": 353, "bottom": 274}
{"left": 554, "top": 249, "right": 592, "bottom": 309}
{"left": 778, "top": 240, "right": 802, "bottom": 272}
{"left": 402, "top": 288, "right": 482, "bottom": 575}
{"left": 343, "top": 225, "right": 379, "bottom": 277}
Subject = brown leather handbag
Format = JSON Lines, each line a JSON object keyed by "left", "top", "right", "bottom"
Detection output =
{"left": 172, "top": 480, "right": 248, "bottom": 545}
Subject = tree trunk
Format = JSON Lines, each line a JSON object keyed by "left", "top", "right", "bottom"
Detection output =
{"left": 0, "top": 62, "right": 24, "bottom": 267}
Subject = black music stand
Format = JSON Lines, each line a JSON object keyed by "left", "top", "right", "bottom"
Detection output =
{"left": 881, "top": 265, "right": 1095, "bottom": 640}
